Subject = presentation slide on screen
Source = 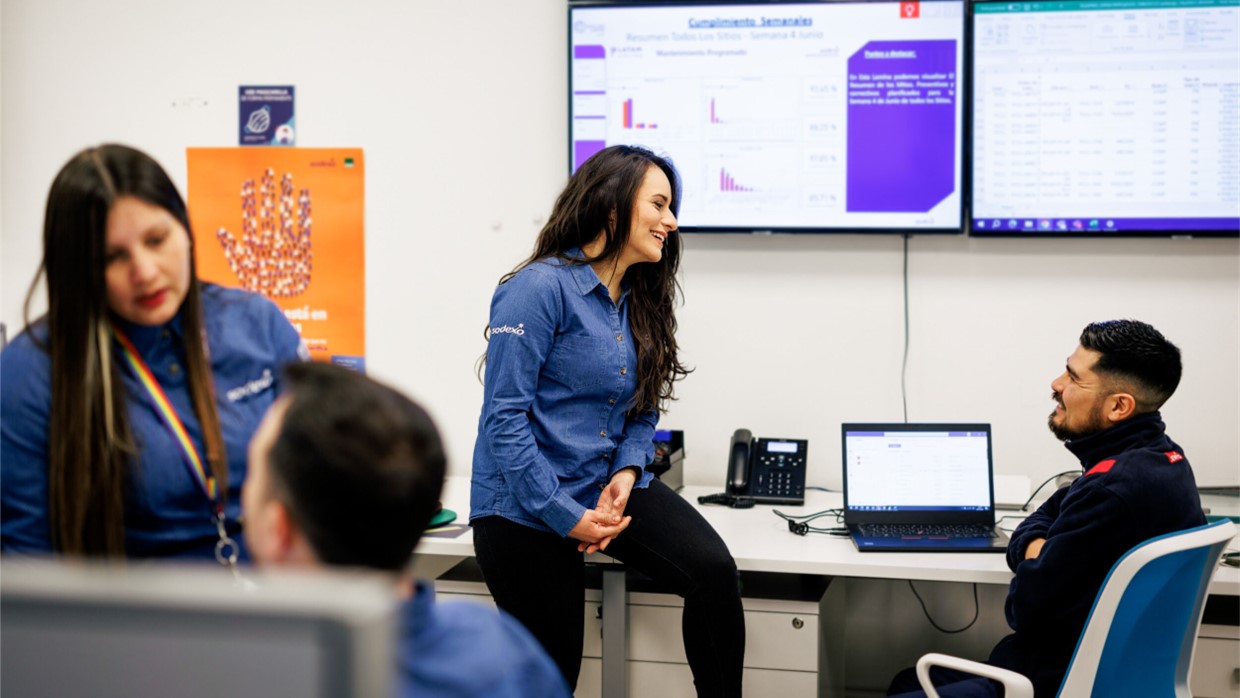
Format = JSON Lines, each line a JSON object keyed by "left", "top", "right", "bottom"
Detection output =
{"left": 570, "top": 2, "right": 966, "bottom": 231}
{"left": 845, "top": 431, "right": 991, "bottom": 509}
{"left": 972, "top": 0, "right": 1240, "bottom": 233}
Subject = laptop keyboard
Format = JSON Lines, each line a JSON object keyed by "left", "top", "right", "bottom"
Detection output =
{"left": 858, "top": 523, "right": 998, "bottom": 540}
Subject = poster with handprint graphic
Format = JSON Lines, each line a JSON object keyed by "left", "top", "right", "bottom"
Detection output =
{"left": 186, "top": 147, "right": 365, "bottom": 368}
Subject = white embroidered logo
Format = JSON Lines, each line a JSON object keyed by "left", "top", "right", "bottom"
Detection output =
{"left": 226, "top": 369, "right": 274, "bottom": 402}
{"left": 493, "top": 323, "right": 526, "bottom": 336}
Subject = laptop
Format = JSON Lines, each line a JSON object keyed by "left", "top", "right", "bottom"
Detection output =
{"left": 842, "top": 423, "right": 1009, "bottom": 553}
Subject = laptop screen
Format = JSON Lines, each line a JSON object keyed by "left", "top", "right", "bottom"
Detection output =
{"left": 843, "top": 424, "right": 994, "bottom": 519}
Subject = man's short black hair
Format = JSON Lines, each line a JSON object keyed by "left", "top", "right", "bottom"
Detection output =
{"left": 1079, "top": 320, "right": 1182, "bottom": 413}
{"left": 268, "top": 362, "right": 447, "bottom": 571}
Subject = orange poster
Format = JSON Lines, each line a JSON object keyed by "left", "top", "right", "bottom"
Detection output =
{"left": 186, "top": 148, "right": 365, "bottom": 369}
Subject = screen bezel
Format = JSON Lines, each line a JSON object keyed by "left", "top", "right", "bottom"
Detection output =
{"left": 567, "top": 0, "right": 969, "bottom": 235}
{"left": 966, "top": 0, "right": 1240, "bottom": 239}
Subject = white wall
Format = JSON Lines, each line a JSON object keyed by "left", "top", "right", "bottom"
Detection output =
{"left": 3, "top": 0, "right": 1238, "bottom": 492}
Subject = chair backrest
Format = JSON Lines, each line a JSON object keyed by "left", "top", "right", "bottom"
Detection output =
{"left": 1058, "top": 519, "right": 1236, "bottom": 698}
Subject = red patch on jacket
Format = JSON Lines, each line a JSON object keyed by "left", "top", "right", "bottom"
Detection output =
{"left": 1085, "top": 459, "right": 1116, "bottom": 476}
{"left": 1165, "top": 451, "right": 1184, "bottom": 463}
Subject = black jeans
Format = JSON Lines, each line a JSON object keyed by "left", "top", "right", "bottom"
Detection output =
{"left": 472, "top": 477, "right": 746, "bottom": 697}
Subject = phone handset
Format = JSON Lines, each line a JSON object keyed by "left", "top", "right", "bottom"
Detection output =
{"left": 697, "top": 428, "right": 757, "bottom": 509}
{"left": 726, "top": 428, "right": 754, "bottom": 496}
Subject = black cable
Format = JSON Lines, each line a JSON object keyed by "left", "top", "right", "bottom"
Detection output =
{"left": 773, "top": 508, "right": 847, "bottom": 536}
{"left": 785, "top": 520, "right": 850, "bottom": 536}
{"left": 697, "top": 492, "right": 755, "bottom": 509}
{"left": 901, "top": 233, "right": 911, "bottom": 424}
{"left": 1019, "top": 470, "right": 1084, "bottom": 511}
{"left": 908, "top": 580, "right": 980, "bottom": 634}
{"left": 773, "top": 508, "right": 844, "bottom": 524}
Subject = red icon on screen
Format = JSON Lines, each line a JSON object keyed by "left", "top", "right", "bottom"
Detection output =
{"left": 901, "top": 1, "right": 920, "bottom": 18}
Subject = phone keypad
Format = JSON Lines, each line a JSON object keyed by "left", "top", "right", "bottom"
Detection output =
{"left": 755, "top": 452, "right": 805, "bottom": 499}
{"left": 762, "top": 469, "right": 803, "bottom": 498}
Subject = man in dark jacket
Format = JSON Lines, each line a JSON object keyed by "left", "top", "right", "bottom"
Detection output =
{"left": 887, "top": 319, "right": 1206, "bottom": 698}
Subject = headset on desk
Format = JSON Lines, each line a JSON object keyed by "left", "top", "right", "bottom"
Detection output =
{"left": 772, "top": 508, "right": 847, "bottom": 537}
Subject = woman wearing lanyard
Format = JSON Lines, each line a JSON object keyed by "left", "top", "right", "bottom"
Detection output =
{"left": 1, "top": 144, "right": 304, "bottom": 562}
{"left": 470, "top": 145, "right": 745, "bottom": 696}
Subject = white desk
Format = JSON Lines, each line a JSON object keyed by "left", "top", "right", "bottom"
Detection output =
{"left": 421, "top": 477, "right": 1238, "bottom": 593}
{"left": 417, "top": 479, "right": 1012, "bottom": 583}
{"left": 416, "top": 477, "right": 1240, "bottom": 696}
{"left": 681, "top": 485, "right": 1240, "bottom": 596}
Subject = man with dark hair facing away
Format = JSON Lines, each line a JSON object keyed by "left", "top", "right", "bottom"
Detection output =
{"left": 243, "top": 361, "right": 569, "bottom": 698}
{"left": 887, "top": 319, "right": 1206, "bottom": 698}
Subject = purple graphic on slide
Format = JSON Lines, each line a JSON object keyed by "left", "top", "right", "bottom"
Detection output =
{"left": 846, "top": 40, "right": 956, "bottom": 213}
{"left": 572, "top": 44, "right": 608, "bottom": 171}
{"left": 574, "top": 141, "right": 607, "bottom": 170}
{"left": 574, "top": 44, "right": 605, "bottom": 59}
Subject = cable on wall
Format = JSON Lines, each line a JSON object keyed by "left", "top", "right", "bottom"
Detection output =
{"left": 1018, "top": 470, "right": 1084, "bottom": 511}
{"left": 901, "top": 233, "right": 911, "bottom": 423}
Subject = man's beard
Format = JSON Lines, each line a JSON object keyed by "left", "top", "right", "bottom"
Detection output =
{"left": 1047, "top": 392, "right": 1107, "bottom": 442}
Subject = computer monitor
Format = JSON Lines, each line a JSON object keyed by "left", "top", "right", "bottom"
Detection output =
{"left": 569, "top": 0, "right": 968, "bottom": 234}
{"left": 970, "top": 0, "right": 1240, "bottom": 237}
{"left": 1, "top": 560, "right": 397, "bottom": 698}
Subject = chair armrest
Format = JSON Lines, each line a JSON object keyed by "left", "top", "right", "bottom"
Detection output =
{"left": 916, "top": 653, "right": 1034, "bottom": 698}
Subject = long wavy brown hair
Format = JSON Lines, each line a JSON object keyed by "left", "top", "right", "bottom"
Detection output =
{"left": 485, "top": 145, "right": 691, "bottom": 415}
{"left": 22, "top": 144, "right": 225, "bottom": 556}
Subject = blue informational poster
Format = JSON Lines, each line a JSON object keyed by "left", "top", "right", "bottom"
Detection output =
{"left": 239, "top": 85, "right": 296, "bottom": 146}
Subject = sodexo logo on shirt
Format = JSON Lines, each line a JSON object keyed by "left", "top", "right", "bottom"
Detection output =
{"left": 492, "top": 323, "right": 525, "bottom": 336}
{"left": 226, "top": 368, "right": 275, "bottom": 402}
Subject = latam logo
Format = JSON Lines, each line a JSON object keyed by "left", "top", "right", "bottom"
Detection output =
{"left": 1165, "top": 451, "right": 1184, "bottom": 463}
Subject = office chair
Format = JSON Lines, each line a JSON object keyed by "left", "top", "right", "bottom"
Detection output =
{"left": 915, "top": 519, "right": 1237, "bottom": 698}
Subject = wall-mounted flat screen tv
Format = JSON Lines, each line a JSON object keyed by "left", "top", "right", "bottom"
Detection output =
{"left": 970, "top": 0, "right": 1240, "bottom": 237}
{"left": 569, "top": 0, "right": 968, "bottom": 234}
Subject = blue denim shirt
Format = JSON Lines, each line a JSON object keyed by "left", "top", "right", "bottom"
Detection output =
{"left": 471, "top": 252, "right": 657, "bottom": 536}
{"left": 399, "top": 580, "right": 570, "bottom": 698}
{"left": 1, "top": 284, "right": 305, "bottom": 559}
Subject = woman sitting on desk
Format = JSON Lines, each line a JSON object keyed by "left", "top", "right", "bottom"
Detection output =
{"left": 1, "top": 144, "right": 304, "bottom": 562}
{"left": 470, "top": 144, "right": 746, "bottom": 696}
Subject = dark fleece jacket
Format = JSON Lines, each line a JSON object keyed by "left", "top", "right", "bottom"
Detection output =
{"left": 989, "top": 412, "right": 1205, "bottom": 697}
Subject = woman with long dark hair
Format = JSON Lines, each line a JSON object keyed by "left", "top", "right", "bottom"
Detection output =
{"left": 1, "top": 144, "right": 304, "bottom": 562}
{"left": 470, "top": 145, "right": 745, "bottom": 696}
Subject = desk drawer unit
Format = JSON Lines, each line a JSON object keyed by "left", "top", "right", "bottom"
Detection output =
{"left": 1192, "top": 624, "right": 1240, "bottom": 698}
{"left": 579, "top": 592, "right": 821, "bottom": 698}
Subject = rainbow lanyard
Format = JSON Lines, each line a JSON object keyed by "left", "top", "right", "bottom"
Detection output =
{"left": 110, "top": 322, "right": 239, "bottom": 567}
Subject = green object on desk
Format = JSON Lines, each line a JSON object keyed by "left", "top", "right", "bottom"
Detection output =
{"left": 427, "top": 508, "right": 457, "bottom": 529}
